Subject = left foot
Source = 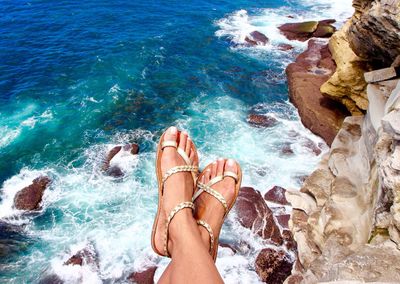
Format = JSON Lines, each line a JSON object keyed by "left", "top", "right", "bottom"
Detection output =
{"left": 193, "top": 158, "right": 240, "bottom": 258}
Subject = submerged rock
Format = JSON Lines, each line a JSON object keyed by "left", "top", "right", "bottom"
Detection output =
{"left": 286, "top": 39, "right": 349, "bottom": 145}
{"left": 278, "top": 20, "right": 336, "bottom": 41}
{"left": 64, "top": 244, "right": 98, "bottom": 268}
{"left": 14, "top": 176, "right": 51, "bottom": 211}
{"left": 247, "top": 114, "right": 278, "bottom": 128}
{"left": 102, "top": 143, "right": 139, "bottom": 177}
{"left": 277, "top": 43, "right": 294, "bottom": 51}
{"left": 127, "top": 266, "right": 157, "bottom": 284}
{"left": 255, "top": 248, "right": 293, "bottom": 283}
{"left": 245, "top": 31, "right": 269, "bottom": 46}
{"left": 235, "top": 187, "right": 282, "bottom": 244}
{"left": 38, "top": 274, "right": 64, "bottom": 284}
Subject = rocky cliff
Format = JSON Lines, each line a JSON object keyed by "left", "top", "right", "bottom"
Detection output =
{"left": 286, "top": 0, "right": 400, "bottom": 282}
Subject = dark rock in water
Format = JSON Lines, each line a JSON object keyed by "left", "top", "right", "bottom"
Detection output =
{"left": 102, "top": 143, "right": 139, "bottom": 177}
{"left": 235, "top": 187, "right": 282, "bottom": 245}
{"left": 64, "top": 245, "right": 98, "bottom": 268}
{"left": 106, "top": 166, "right": 124, "bottom": 178}
{"left": 264, "top": 186, "right": 289, "bottom": 205}
{"left": 245, "top": 31, "right": 269, "bottom": 46}
{"left": 279, "top": 20, "right": 336, "bottom": 41}
{"left": 278, "top": 44, "right": 294, "bottom": 51}
{"left": 219, "top": 242, "right": 237, "bottom": 253}
{"left": 128, "top": 266, "right": 157, "bottom": 284}
{"left": 39, "top": 274, "right": 64, "bottom": 284}
{"left": 302, "top": 139, "right": 322, "bottom": 155}
{"left": 281, "top": 143, "right": 294, "bottom": 156}
{"left": 255, "top": 248, "right": 293, "bottom": 283}
{"left": 0, "top": 221, "right": 31, "bottom": 259}
{"left": 247, "top": 114, "right": 278, "bottom": 128}
{"left": 276, "top": 214, "right": 290, "bottom": 229}
{"left": 14, "top": 176, "right": 51, "bottom": 211}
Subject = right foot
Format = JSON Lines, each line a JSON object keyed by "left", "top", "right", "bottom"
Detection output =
{"left": 193, "top": 158, "right": 240, "bottom": 259}
{"left": 153, "top": 127, "right": 199, "bottom": 256}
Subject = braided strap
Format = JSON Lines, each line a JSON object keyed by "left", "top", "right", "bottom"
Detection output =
{"left": 164, "top": 201, "right": 195, "bottom": 257}
{"left": 197, "top": 220, "right": 214, "bottom": 255}
{"left": 195, "top": 183, "right": 228, "bottom": 214}
{"left": 162, "top": 165, "right": 199, "bottom": 185}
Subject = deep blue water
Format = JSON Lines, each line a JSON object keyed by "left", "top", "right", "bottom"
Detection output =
{"left": 0, "top": 0, "right": 351, "bottom": 282}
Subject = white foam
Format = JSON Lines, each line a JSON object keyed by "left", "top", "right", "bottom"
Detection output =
{"left": 0, "top": 126, "right": 21, "bottom": 148}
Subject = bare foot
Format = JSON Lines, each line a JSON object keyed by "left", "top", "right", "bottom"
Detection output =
{"left": 193, "top": 158, "right": 239, "bottom": 257}
{"left": 154, "top": 126, "right": 199, "bottom": 256}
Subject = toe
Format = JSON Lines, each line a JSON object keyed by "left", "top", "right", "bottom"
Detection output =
{"left": 164, "top": 126, "right": 178, "bottom": 143}
{"left": 216, "top": 158, "right": 224, "bottom": 177}
{"left": 210, "top": 162, "right": 217, "bottom": 178}
{"left": 185, "top": 137, "right": 192, "bottom": 156}
{"left": 224, "top": 159, "right": 238, "bottom": 186}
{"left": 179, "top": 131, "right": 188, "bottom": 152}
{"left": 204, "top": 168, "right": 211, "bottom": 184}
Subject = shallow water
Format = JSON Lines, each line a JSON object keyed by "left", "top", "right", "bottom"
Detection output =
{"left": 0, "top": 0, "right": 353, "bottom": 282}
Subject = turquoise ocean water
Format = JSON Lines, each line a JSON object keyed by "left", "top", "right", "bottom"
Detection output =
{"left": 0, "top": 0, "right": 352, "bottom": 282}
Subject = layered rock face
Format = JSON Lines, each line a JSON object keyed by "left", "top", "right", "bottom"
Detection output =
{"left": 348, "top": 0, "right": 400, "bottom": 67}
{"left": 286, "top": 75, "right": 400, "bottom": 283}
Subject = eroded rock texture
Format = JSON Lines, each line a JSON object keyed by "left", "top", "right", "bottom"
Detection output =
{"left": 348, "top": 0, "right": 400, "bottom": 68}
{"left": 286, "top": 79, "right": 400, "bottom": 282}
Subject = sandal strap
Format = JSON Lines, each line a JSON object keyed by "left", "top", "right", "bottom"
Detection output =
{"left": 192, "top": 182, "right": 228, "bottom": 214}
{"left": 164, "top": 201, "right": 195, "bottom": 256}
{"left": 161, "top": 141, "right": 177, "bottom": 149}
{"left": 177, "top": 148, "right": 191, "bottom": 166}
{"left": 223, "top": 171, "right": 238, "bottom": 182}
{"left": 162, "top": 165, "right": 198, "bottom": 186}
{"left": 197, "top": 220, "right": 214, "bottom": 256}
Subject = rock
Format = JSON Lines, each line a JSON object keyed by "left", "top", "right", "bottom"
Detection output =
{"left": 278, "top": 20, "right": 336, "bottom": 41}
{"left": 282, "top": 230, "right": 297, "bottom": 252}
{"left": 302, "top": 139, "right": 322, "bottom": 156}
{"left": 276, "top": 214, "right": 290, "bottom": 229}
{"left": 102, "top": 144, "right": 139, "bottom": 177}
{"left": 39, "top": 274, "right": 64, "bottom": 284}
{"left": 286, "top": 39, "right": 349, "bottom": 145}
{"left": 245, "top": 31, "right": 269, "bottom": 46}
{"left": 247, "top": 114, "right": 278, "bottom": 128}
{"left": 320, "top": 21, "right": 371, "bottom": 115}
{"left": 219, "top": 242, "right": 237, "bottom": 253}
{"left": 235, "top": 187, "right": 282, "bottom": 244}
{"left": 281, "top": 143, "right": 294, "bottom": 156}
{"left": 14, "top": 176, "right": 51, "bottom": 210}
{"left": 64, "top": 245, "right": 98, "bottom": 268}
{"left": 277, "top": 44, "right": 294, "bottom": 51}
{"left": 0, "top": 221, "right": 30, "bottom": 259}
{"left": 348, "top": 0, "right": 400, "bottom": 67}
{"left": 264, "top": 186, "right": 289, "bottom": 205}
{"left": 255, "top": 248, "right": 293, "bottom": 283}
{"left": 128, "top": 266, "right": 157, "bottom": 284}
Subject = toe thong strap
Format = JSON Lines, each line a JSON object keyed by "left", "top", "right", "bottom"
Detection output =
{"left": 164, "top": 201, "right": 195, "bottom": 257}
{"left": 197, "top": 220, "right": 214, "bottom": 256}
{"left": 223, "top": 171, "right": 238, "bottom": 182}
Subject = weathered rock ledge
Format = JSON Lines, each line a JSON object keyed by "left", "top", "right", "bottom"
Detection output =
{"left": 286, "top": 39, "right": 349, "bottom": 145}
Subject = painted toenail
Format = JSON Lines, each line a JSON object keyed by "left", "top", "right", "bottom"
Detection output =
{"left": 169, "top": 127, "right": 177, "bottom": 134}
{"left": 218, "top": 158, "right": 224, "bottom": 161}
{"left": 227, "top": 159, "right": 235, "bottom": 166}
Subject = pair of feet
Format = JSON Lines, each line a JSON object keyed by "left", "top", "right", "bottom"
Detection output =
{"left": 153, "top": 126, "right": 240, "bottom": 259}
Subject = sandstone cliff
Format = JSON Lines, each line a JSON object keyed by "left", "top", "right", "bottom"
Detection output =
{"left": 286, "top": 0, "right": 400, "bottom": 282}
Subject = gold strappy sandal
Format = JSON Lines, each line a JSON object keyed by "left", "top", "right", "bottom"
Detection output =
{"left": 151, "top": 128, "right": 199, "bottom": 257}
{"left": 192, "top": 160, "right": 242, "bottom": 260}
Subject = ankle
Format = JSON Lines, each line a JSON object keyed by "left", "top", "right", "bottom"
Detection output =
{"left": 168, "top": 209, "right": 196, "bottom": 242}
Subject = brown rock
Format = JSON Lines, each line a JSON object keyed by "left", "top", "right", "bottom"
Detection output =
{"left": 14, "top": 176, "right": 51, "bottom": 210}
{"left": 281, "top": 143, "right": 294, "bottom": 155}
{"left": 264, "top": 186, "right": 289, "bottom": 205}
{"left": 235, "top": 187, "right": 282, "bottom": 244}
{"left": 247, "top": 114, "right": 278, "bottom": 128}
{"left": 279, "top": 20, "right": 336, "bottom": 41}
{"left": 64, "top": 246, "right": 98, "bottom": 268}
{"left": 302, "top": 139, "right": 322, "bottom": 155}
{"left": 128, "top": 266, "right": 157, "bottom": 284}
{"left": 286, "top": 39, "right": 349, "bottom": 145}
{"left": 276, "top": 214, "right": 290, "bottom": 229}
{"left": 282, "top": 229, "right": 297, "bottom": 252}
{"left": 220, "top": 242, "right": 237, "bottom": 253}
{"left": 255, "top": 248, "right": 293, "bottom": 283}
{"left": 245, "top": 31, "right": 269, "bottom": 46}
{"left": 278, "top": 44, "right": 294, "bottom": 51}
{"left": 102, "top": 144, "right": 139, "bottom": 177}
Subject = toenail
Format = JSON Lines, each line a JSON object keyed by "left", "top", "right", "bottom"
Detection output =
{"left": 227, "top": 159, "right": 235, "bottom": 166}
{"left": 182, "top": 131, "right": 188, "bottom": 136}
{"left": 218, "top": 158, "right": 224, "bottom": 161}
{"left": 169, "top": 127, "right": 177, "bottom": 134}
